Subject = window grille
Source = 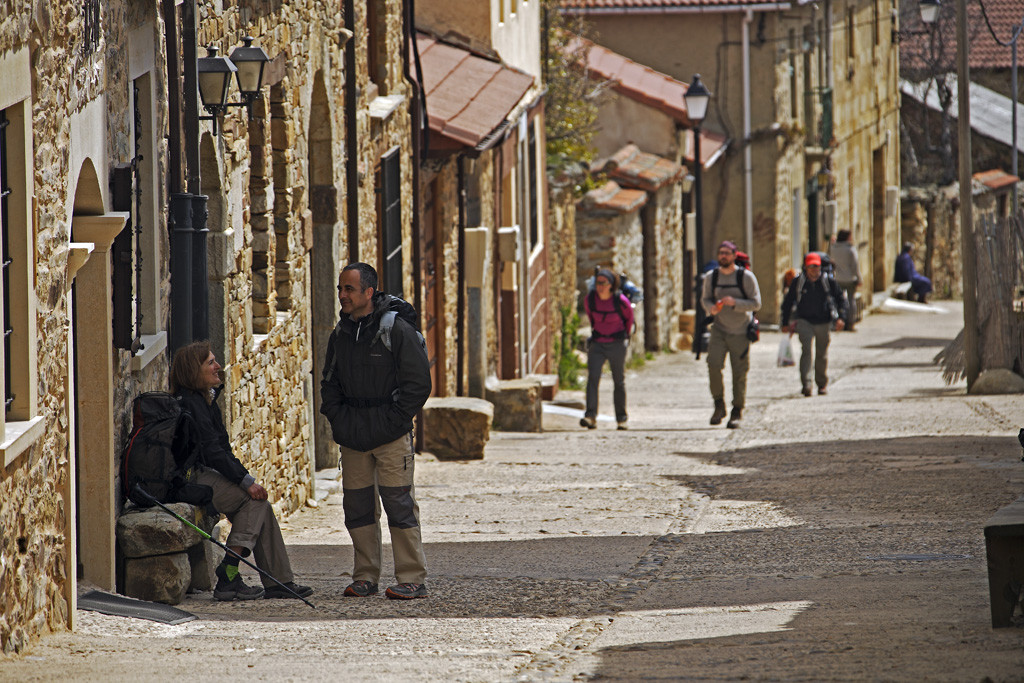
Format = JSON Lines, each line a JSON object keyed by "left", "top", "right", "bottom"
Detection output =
{"left": 1, "top": 108, "right": 13, "bottom": 415}
{"left": 379, "top": 147, "right": 403, "bottom": 298}
{"left": 82, "top": 0, "right": 101, "bottom": 57}
{"left": 111, "top": 83, "right": 144, "bottom": 354}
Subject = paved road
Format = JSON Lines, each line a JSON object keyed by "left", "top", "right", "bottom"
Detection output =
{"left": 5, "top": 300, "right": 1024, "bottom": 681}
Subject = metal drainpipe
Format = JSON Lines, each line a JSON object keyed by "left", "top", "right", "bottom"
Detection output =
{"left": 181, "top": 0, "right": 208, "bottom": 342}
{"left": 456, "top": 155, "right": 466, "bottom": 396}
{"left": 403, "top": 0, "right": 427, "bottom": 450}
{"left": 743, "top": 10, "right": 754, "bottom": 260}
{"left": 344, "top": 0, "right": 359, "bottom": 262}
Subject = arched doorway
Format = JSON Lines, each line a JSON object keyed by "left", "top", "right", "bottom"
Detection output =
{"left": 70, "top": 158, "right": 128, "bottom": 591}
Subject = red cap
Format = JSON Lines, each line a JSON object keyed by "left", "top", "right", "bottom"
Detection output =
{"left": 804, "top": 252, "right": 821, "bottom": 266}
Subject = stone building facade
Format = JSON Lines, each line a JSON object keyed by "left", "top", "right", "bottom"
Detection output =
{"left": 1, "top": 0, "right": 416, "bottom": 657}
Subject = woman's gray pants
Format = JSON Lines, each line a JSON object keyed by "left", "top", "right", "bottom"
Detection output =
{"left": 585, "top": 339, "right": 628, "bottom": 422}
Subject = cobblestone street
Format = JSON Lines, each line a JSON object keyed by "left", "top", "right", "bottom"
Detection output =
{"left": 5, "top": 301, "right": 1024, "bottom": 681}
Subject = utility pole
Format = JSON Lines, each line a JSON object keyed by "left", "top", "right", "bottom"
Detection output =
{"left": 957, "top": 0, "right": 980, "bottom": 389}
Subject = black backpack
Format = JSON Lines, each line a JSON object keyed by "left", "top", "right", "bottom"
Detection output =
{"left": 122, "top": 392, "right": 210, "bottom": 507}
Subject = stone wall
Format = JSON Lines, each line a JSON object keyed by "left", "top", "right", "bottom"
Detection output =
{"left": 642, "top": 183, "right": 684, "bottom": 351}
{"left": 546, "top": 183, "right": 580, "bottom": 363}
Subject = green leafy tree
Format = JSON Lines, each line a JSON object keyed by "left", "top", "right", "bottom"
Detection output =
{"left": 542, "top": 1, "right": 601, "bottom": 180}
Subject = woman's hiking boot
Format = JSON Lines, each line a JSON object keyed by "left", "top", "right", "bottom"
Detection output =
{"left": 264, "top": 581, "right": 314, "bottom": 599}
{"left": 214, "top": 564, "right": 265, "bottom": 601}
{"left": 710, "top": 399, "right": 727, "bottom": 425}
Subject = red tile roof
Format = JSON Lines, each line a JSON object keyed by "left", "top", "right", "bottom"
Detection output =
{"left": 417, "top": 33, "right": 537, "bottom": 151}
{"left": 601, "top": 144, "right": 685, "bottom": 191}
{"left": 579, "top": 180, "right": 649, "bottom": 214}
{"left": 570, "top": 36, "right": 692, "bottom": 124}
{"left": 571, "top": 36, "right": 730, "bottom": 167}
{"left": 901, "top": 0, "right": 1024, "bottom": 72}
{"left": 974, "top": 168, "right": 1019, "bottom": 190}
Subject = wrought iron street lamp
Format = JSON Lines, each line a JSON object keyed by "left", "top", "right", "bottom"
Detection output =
{"left": 684, "top": 74, "right": 712, "bottom": 269}
{"left": 197, "top": 37, "right": 271, "bottom": 136}
{"left": 684, "top": 74, "right": 713, "bottom": 357}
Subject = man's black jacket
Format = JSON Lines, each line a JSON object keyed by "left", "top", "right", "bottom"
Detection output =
{"left": 320, "top": 293, "right": 432, "bottom": 452}
{"left": 781, "top": 273, "right": 848, "bottom": 326}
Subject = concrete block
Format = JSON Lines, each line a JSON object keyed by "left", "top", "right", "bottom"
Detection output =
{"left": 485, "top": 378, "right": 543, "bottom": 432}
{"left": 422, "top": 397, "right": 493, "bottom": 460}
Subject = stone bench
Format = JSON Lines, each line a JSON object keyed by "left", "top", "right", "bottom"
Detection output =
{"left": 422, "top": 397, "right": 493, "bottom": 460}
{"left": 116, "top": 503, "right": 223, "bottom": 605}
{"left": 984, "top": 495, "right": 1024, "bottom": 627}
{"left": 485, "top": 378, "right": 543, "bottom": 432}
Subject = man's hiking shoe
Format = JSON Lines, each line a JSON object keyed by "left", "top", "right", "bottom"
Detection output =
{"left": 710, "top": 400, "right": 727, "bottom": 425}
{"left": 214, "top": 566, "right": 265, "bottom": 601}
{"left": 264, "top": 581, "right": 314, "bottom": 599}
{"left": 580, "top": 415, "right": 596, "bottom": 429}
{"left": 385, "top": 583, "right": 428, "bottom": 600}
{"left": 818, "top": 385, "right": 828, "bottom": 395}
{"left": 727, "top": 408, "right": 742, "bottom": 429}
{"left": 617, "top": 421, "right": 628, "bottom": 431}
{"left": 801, "top": 384, "right": 813, "bottom": 397}
{"left": 344, "top": 580, "right": 379, "bottom": 597}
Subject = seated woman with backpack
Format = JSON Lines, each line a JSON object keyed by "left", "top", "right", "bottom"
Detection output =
{"left": 580, "top": 269, "right": 635, "bottom": 431}
{"left": 171, "top": 340, "right": 312, "bottom": 602}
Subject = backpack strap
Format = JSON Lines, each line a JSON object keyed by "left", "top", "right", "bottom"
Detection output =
{"left": 711, "top": 266, "right": 747, "bottom": 300}
{"left": 371, "top": 311, "right": 398, "bottom": 352}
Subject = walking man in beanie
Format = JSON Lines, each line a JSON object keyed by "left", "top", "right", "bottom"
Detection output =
{"left": 701, "top": 241, "right": 761, "bottom": 429}
{"left": 781, "top": 252, "right": 847, "bottom": 396}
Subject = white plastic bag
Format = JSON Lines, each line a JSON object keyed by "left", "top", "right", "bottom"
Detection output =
{"left": 777, "top": 335, "right": 796, "bottom": 367}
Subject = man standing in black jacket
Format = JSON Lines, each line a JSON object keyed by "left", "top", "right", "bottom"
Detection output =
{"left": 781, "top": 252, "right": 847, "bottom": 396}
{"left": 320, "top": 262, "right": 432, "bottom": 600}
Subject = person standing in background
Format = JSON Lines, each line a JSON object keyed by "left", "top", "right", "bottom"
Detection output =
{"left": 830, "top": 230, "right": 860, "bottom": 331}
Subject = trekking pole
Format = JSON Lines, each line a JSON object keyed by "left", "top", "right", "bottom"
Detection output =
{"left": 132, "top": 485, "right": 315, "bottom": 609}
{"left": 1018, "top": 428, "right": 1024, "bottom": 462}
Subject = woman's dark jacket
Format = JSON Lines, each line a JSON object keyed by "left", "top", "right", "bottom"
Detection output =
{"left": 320, "top": 293, "right": 432, "bottom": 453}
{"left": 177, "top": 386, "right": 253, "bottom": 488}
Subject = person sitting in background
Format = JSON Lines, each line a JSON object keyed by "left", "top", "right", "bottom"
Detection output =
{"left": 894, "top": 242, "right": 932, "bottom": 303}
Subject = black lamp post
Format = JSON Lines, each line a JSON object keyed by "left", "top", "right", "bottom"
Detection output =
{"left": 684, "top": 74, "right": 711, "bottom": 269}
{"left": 684, "top": 74, "right": 712, "bottom": 357}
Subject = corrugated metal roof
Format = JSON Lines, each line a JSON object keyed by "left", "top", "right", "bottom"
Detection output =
{"left": 579, "top": 180, "right": 649, "bottom": 214}
{"left": 417, "top": 33, "right": 536, "bottom": 151}
{"left": 901, "top": 77, "right": 1024, "bottom": 153}
{"left": 601, "top": 144, "right": 685, "bottom": 191}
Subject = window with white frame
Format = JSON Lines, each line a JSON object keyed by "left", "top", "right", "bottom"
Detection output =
{"left": 0, "top": 87, "right": 42, "bottom": 463}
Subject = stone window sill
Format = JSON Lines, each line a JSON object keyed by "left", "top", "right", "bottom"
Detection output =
{"left": 2, "top": 416, "right": 45, "bottom": 468}
{"left": 368, "top": 94, "right": 406, "bottom": 122}
{"left": 130, "top": 331, "right": 168, "bottom": 373}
